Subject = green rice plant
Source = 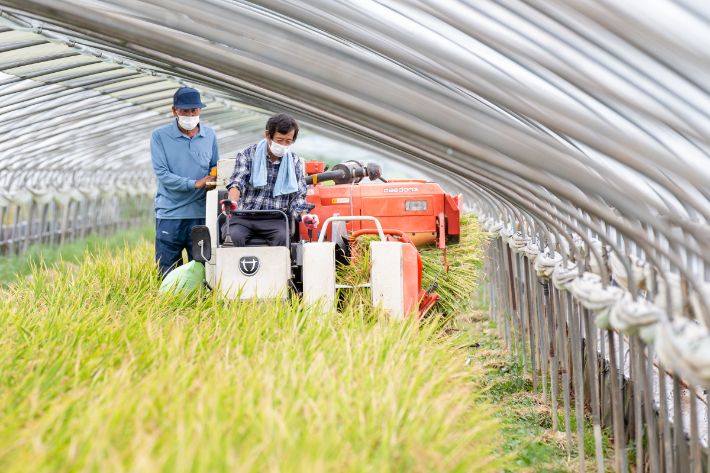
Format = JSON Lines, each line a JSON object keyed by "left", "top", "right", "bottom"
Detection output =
{"left": 0, "top": 239, "right": 503, "bottom": 472}
{"left": 335, "top": 234, "right": 378, "bottom": 315}
{"left": 0, "top": 221, "right": 155, "bottom": 287}
{"left": 420, "top": 214, "right": 487, "bottom": 317}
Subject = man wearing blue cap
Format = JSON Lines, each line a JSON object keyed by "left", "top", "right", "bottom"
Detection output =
{"left": 150, "top": 87, "right": 219, "bottom": 275}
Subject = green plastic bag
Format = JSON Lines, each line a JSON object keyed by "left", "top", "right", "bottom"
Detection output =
{"left": 159, "top": 260, "right": 205, "bottom": 294}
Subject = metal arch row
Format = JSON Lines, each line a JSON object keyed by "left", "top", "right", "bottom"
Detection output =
{"left": 1, "top": 2, "right": 710, "bottom": 471}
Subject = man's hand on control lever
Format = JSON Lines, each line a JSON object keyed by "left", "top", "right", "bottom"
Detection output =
{"left": 219, "top": 187, "right": 242, "bottom": 214}
{"left": 302, "top": 213, "right": 319, "bottom": 229}
{"left": 194, "top": 175, "right": 216, "bottom": 189}
{"left": 220, "top": 200, "right": 238, "bottom": 213}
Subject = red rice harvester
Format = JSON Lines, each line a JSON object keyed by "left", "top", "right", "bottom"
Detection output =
{"left": 192, "top": 159, "right": 463, "bottom": 319}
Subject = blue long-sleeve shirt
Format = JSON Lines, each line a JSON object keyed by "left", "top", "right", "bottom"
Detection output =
{"left": 150, "top": 120, "right": 219, "bottom": 219}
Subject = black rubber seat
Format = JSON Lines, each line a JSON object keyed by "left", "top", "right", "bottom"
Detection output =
{"left": 245, "top": 236, "right": 269, "bottom": 247}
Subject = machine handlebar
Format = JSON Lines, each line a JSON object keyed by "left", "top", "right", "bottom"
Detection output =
{"left": 318, "top": 216, "right": 385, "bottom": 243}
{"left": 221, "top": 207, "right": 291, "bottom": 249}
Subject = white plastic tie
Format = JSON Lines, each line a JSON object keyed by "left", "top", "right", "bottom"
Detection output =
{"left": 509, "top": 232, "right": 531, "bottom": 253}
{"left": 656, "top": 317, "right": 710, "bottom": 388}
{"left": 609, "top": 293, "right": 664, "bottom": 343}
{"left": 534, "top": 248, "right": 562, "bottom": 279}
{"left": 569, "top": 272, "right": 624, "bottom": 328}
{"left": 552, "top": 260, "right": 578, "bottom": 291}
{"left": 524, "top": 242, "right": 540, "bottom": 262}
{"left": 609, "top": 252, "right": 647, "bottom": 290}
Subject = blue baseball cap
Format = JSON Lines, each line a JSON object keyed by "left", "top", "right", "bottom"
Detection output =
{"left": 173, "top": 87, "right": 206, "bottom": 109}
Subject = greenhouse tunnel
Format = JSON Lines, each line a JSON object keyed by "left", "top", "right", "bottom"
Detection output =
{"left": 2, "top": 1, "right": 710, "bottom": 471}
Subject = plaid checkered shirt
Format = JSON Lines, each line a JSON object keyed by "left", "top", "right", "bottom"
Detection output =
{"left": 226, "top": 143, "right": 314, "bottom": 221}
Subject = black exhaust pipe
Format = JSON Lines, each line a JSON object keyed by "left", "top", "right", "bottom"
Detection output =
{"left": 305, "top": 169, "right": 346, "bottom": 185}
{"left": 305, "top": 162, "right": 383, "bottom": 185}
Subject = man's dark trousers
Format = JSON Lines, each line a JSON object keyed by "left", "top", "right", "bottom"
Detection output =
{"left": 155, "top": 218, "right": 205, "bottom": 275}
{"left": 224, "top": 215, "right": 289, "bottom": 247}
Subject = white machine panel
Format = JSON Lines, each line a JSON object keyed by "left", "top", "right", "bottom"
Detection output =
{"left": 370, "top": 241, "right": 404, "bottom": 318}
{"left": 214, "top": 246, "right": 291, "bottom": 300}
{"left": 216, "top": 158, "right": 237, "bottom": 189}
{"left": 302, "top": 242, "right": 336, "bottom": 305}
{"left": 205, "top": 189, "right": 219, "bottom": 285}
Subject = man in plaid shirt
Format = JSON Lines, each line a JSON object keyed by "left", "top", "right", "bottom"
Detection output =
{"left": 223, "top": 114, "right": 318, "bottom": 247}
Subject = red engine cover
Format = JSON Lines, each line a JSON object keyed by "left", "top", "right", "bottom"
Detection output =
{"left": 299, "top": 179, "right": 461, "bottom": 245}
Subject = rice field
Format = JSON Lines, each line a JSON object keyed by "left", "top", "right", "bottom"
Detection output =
{"left": 0, "top": 234, "right": 502, "bottom": 472}
{"left": 0, "top": 222, "right": 155, "bottom": 287}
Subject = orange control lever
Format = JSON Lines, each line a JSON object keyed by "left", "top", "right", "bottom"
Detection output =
{"left": 437, "top": 212, "right": 449, "bottom": 272}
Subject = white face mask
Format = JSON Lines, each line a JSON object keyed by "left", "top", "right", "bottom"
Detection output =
{"left": 269, "top": 140, "right": 290, "bottom": 158}
{"left": 177, "top": 114, "right": 200, "bottom": 130}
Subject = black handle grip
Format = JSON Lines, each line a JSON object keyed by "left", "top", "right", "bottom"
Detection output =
{"left": 219, "top": 199, "right": 233, "bottom": 212}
